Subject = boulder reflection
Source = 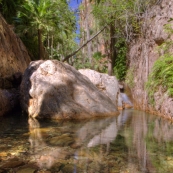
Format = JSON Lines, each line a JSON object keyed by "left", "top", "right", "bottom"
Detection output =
{"left": 87, "top": 111, "right": 131, "bottom": 149}
{"left": 28, "top": 111, "right": 131, "bottom": 170}
{"left": 28, "top": 110, "right": 173, "bottom": 172}
{"left": 28, "top": 117, "right": 65, "bottom": 169}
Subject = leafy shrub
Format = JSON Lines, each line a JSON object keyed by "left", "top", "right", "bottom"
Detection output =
{"left": 125, "top": 67, "right": 135, "bottom": 88}
{"left": 74, "top": 51, "right": 107, "bottom": 73}
{"left": 146, "top": 54, "right": 173, "bottom": 104}
{"left": 113, "top": 40, "right": 127, "bottom": 80}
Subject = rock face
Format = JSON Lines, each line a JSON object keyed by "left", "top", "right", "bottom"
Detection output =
{"left": 78, "top": 69, "right": 123, "bottom": 108}
{"left": 127, "top": 0, "right": 173, "bottom": 119}
{"left": 20, "top": 60, "right": 119, "bottom": 119}
{"left": 0, "top": 14, "right": 30, "bottom": 78}
{"left": 0, "top": 89, "right": 19, "bottom": 116}
{"left": 0, "top": 14, "right": 31, "bottom": 116}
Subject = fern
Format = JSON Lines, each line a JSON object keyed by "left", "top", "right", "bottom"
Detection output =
{"left": 146, "top": 54, "right": 173, "bottom": 104}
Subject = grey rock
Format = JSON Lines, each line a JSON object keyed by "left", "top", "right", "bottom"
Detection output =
{"left": 20, "top": 60, "right": 119, "bottom": 119}
{"left": 78, "top": 69, "right": 121, "bottom": 107}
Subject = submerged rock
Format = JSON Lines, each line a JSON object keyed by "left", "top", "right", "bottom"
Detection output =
{"left": 16, "top": 167, "right": 36, "bottom": 173}
{"left": 61, "top": 163, "right": 82, "bottom": 173}
{"left": 1, "top": 159, "right": 25, "bottom": 168}
{"left": 20, "top": 60, "right": 119, "bottom": 119}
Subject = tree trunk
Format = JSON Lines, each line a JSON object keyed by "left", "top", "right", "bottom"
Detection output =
{"left": 51, "top": 35, "right": 53, "bottom": 59}
{"left": 108, "top": 59, "right": 112, "bottom": 75}
{"left": 47, "top": 32, "right": 50, "bottom": 49}
{"left": 38, "top": 29, "right": 45, "bottom": 60}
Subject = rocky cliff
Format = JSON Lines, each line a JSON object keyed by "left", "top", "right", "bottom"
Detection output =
{"left": 127, "top": 0, "right": 173, "bottom": 119}
{"left": 0, "top": 14, "right": 31, "bottom": 116}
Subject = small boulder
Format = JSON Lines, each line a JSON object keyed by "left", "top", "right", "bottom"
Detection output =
{"left": 79, "top": 69, "right": 122, "bottom": 108}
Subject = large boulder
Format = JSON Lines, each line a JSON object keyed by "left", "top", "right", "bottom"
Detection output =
{"left": 0, "top": 14, "right": 31, "bottom": 116}
{"left": 20, "top": 60, "right": 119, "bottom": 119}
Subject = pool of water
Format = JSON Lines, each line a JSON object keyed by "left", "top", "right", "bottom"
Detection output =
{"left": 0, "top": 109, "right": 173, "bottom": 173}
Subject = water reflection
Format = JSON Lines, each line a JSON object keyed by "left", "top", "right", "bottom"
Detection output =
{"left": 28, "top": 117, "right": 67, "bottom": 169}
{"left": 27, "top": 111, "right": 132, "bottom": 171}
{"left": 87, "top": 111, "right": 131, "bottom": 149}
{"left": 1, "top": 110, "right": 173, "bottom": 172}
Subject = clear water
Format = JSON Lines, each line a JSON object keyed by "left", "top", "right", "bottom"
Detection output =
{"left": 0, "top": 109, "right": 173, "bottom": 173}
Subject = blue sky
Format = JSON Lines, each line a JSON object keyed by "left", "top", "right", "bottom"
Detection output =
{"left": 69, "top": 0, "right": 82, "bottom": 10}
{"left": 68, "top": 0, "right": 82, "bottom": 43}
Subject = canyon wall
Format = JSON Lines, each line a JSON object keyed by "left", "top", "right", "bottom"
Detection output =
{"left": 127, "top": 0, "right": 173, "bottom": 119}
{"left": 0, "top": 14, "right": 31, "bottom": 116}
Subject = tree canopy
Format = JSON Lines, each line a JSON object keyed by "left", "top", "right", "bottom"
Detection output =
{"left": 0, "top": 0, "right": 77, "bottom": 60}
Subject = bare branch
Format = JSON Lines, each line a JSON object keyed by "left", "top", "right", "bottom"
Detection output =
{"left": 62, "top": 25, "right": 107, "bottom": 62}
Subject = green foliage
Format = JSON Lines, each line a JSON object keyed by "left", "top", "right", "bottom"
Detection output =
{"left": 92, "top": 52, "right": 107, "bottom": 72}
{"left": 21, "top": 33, "right": 39, "bottom": 60}
{"left": 0, "top": 0, "right": 23, "bottom": 23}
{"left": 113, "top": 39, "right": 127, "bottom": 80}
{"left": 46, "top": 47, "right": 61, "bottom": 60}
{"left": 74, "top": 55, "right": 93, "bottom": 69}
{"left": 125, "top": 67, "right": 135, "bottom": 88}
{"left": 93, "top": 51, "right": 103, "bottom": 60}
{"left": 146, "top": 54, "right": 173, "bottom": 104}
{"left": 131, "top": 17, "right": 141, "bottom": 36}
{"left": 13, "top": 0, "right": 77, "bottom": 60}
{"left": 74, "top": 51, "right": 107, "bottom": 73}
{"left": 91, "top": 0, "right": 149, "bottom": 41}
